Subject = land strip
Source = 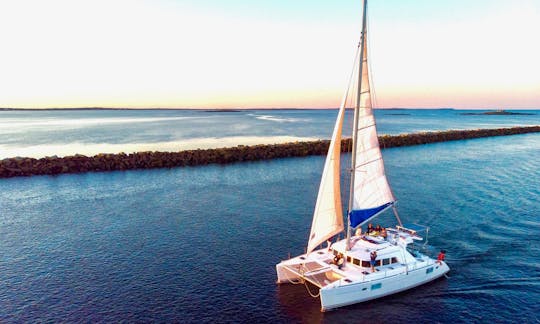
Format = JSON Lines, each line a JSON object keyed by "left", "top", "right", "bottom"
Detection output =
{"left": 1, "top": 126, "right": 538, "bottom": 178}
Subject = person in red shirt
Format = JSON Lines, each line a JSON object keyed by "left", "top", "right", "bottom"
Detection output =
{"left": 437, "top": 250, "right": 446, "bottom": 264}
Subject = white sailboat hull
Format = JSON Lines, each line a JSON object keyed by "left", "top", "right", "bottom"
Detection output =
{"left": 276, "top": 235, "right": 450, "bottom": 312}
{"left": 319, "top": 262, "right": 449, "bottom": 311}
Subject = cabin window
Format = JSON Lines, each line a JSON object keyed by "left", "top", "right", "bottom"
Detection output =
{"left": 361, "top": 261, "right": 370, "bottom": 268}
{"left": 382, "top": 258, "right": 390, "bottom": 265}
{"left": 376, "top": 260, "right": 382, "bottom": 267}
{"left": 347, "top": 256, "right": 352, "bottom": 263}
{"left": 371, "top": 283, "right": 382, "bottom": 290}
{"left": 353, "top": 259, "right": 360, "bottom": 266}
{"left": 391, "top": 257, "right": 398, "bottom": 264}
{"left": 426, "top": 267, "right": 434, "bottom": 274}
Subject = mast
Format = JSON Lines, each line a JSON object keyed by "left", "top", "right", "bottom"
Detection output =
{"left": 346, "top": 0, "right": 368, "bottom": 250}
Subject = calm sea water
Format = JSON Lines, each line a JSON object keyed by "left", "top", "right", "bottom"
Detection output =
{"left": 0, "top": 110, "right": 539, "bottom": 322}
{"left": 0, "top": 109, "right": 538, "bottom": 158}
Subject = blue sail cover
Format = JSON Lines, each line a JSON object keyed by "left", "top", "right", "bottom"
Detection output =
{"left": 349, "top": 202, "right": 393, "bottom": 228}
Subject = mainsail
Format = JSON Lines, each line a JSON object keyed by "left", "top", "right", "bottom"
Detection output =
{"left": 307, "top": 0, "right": 395, "bottom": 251}
{"left": 349, "top": 33, "right": 395, "bottom": 228}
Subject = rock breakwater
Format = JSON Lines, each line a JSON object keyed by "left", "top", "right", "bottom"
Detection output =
{"left": 1, "top": 126, "right": 538, "bottom": 178}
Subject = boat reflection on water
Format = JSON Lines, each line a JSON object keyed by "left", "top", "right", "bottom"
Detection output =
{"left": 276, "top": 283, "right": 325, "bottom": 323}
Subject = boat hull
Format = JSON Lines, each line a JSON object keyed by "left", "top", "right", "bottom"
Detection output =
{"left": 276, "top": 263, "right": 302, "bottom": 284}
{"left": 320, "top": 261, "right": 450, "bottom": 311}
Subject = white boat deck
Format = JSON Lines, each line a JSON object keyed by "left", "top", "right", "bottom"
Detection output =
{"left": 279, "top": 229, "right": 436, "bottom": 289}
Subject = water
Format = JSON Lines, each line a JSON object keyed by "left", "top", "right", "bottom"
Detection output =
{"left": 0, "top": 110, "right": 539, "bottom": 322}
{"left": 0, "top": 109, "right": 538, "bottom": 158}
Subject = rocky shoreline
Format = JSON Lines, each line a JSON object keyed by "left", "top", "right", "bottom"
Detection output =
{"left": 460, "top": 110, "right": 535, "bottom": 116}
{"left": 1, "top": 126, "right": 538, "bottom": 178}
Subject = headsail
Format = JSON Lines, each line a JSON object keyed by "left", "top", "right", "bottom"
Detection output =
{"left": 306, "top": 99, "right": 347, "bottom": 254}
{"left": 349, "top": 34, "right": 395, "bottom": 228}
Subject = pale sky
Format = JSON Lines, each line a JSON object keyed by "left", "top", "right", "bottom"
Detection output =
{"left": 0, "top": 0, "right": 539, "bottom": 109}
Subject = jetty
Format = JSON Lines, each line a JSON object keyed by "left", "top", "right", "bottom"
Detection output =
{"left": 1, "top": 126, "right": 538, "bottom": 178}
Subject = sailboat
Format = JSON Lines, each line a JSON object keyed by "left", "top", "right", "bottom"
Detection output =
{"left": 275, "top": 0, "right": 449, "bottom": 312}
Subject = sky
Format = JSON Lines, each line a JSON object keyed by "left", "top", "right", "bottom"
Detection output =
{"left": 0, "top": 0, "right": 539, "bottom": 109}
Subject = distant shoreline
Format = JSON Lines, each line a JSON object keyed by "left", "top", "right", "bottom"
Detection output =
{"left": 1, "top": 126, "right": 539, "bottom": 178}
{"left": 1, "top": 107, "right": 538, "bottom": 112}
{"left": 460, "top": 110, "right": 536, "bottom": 116}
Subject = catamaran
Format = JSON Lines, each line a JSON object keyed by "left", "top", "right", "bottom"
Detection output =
{"left": 276, "top": 0, "right": 449, "bottom": 312}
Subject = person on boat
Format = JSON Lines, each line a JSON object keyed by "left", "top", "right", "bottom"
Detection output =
{"left": 370, "top": 251, "right": 377, "bottom": 272}
{"left": 367, "top": 223, "right": 374, "bottom": 235}
{"left": 381, "top": 228, "right": 387, "bottom": 239}
{"left": 437, "top": 250, "right": 446, "bottom": 264}
{"left": 355, "top": 227, "right": 362, "bottom": 237}
{"left": 337, "top": 253, "right": 345, "bottom": 269}
{"left": 375, "top": 224, "right": 382, "bottom": 233}
{"left": 333, "top": 253, "right": 344, "bottom": 269}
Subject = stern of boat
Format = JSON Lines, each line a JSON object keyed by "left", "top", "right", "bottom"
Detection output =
{"left": 275, "top": 249, "right": 341, "bottom": 286}
{"left": 438, "top": 260, "right": 451, "bottom": 276}
{"left": 276, "top": 261, "right": 302, "bottom": 284}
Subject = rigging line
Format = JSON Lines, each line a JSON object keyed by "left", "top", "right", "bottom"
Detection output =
{"left": 353, "top": 157, "right": 383, "bottom": 169}
{"left": 366, "top": 13, "right": 379, "bottom": 110}
{"left": 347, "top": 46, "right": 361, "bottom": 163}
{"left": 304, "top": 281, "right": 321, "bottom": 298}
{"left": 345, "top": 50, "right": 358, "bottom": 220}
{"left": 342, "top": 47, "right": 360, "bottom": 115}
{"left": 299, "top": 263, "right": 321, "bottom": 297}
{"left": 357, "top": 123, "right": 376, "bottom": 132}
{"left": 341, "top": 45, "right": 361, "bottom": 108}
{"left": 344, "top": 45, "right": 361, "bottom": 112}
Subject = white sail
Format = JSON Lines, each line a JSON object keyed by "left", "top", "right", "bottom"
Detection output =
{"left": 306, "top": 104, "right": 346, "bottom": 254}
{"left": 350, "top": 35, "right": 395, "bottom": 228}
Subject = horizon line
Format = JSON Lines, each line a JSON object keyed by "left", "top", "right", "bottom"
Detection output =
{"left": 1, "top": 107, "right": 539, "bottom": 111}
